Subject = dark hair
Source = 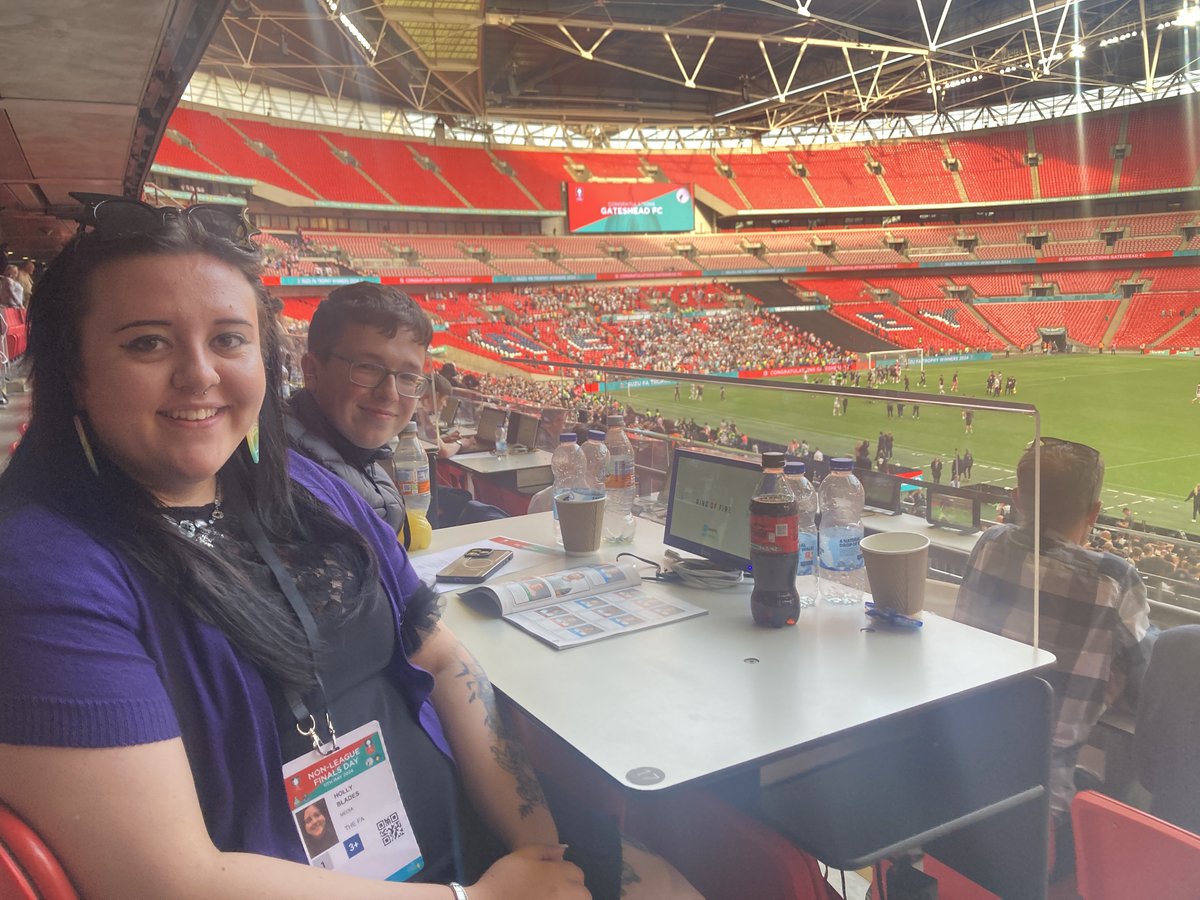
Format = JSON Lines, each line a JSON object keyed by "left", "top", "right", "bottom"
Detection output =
{"left": 0, "top": 219, "right": 374, "bottom": 694}
{"left": 1015, "top": 439, "right": 1105, "bottom": 533}
{"left": 307, "top": 282, "right": 432, "bottom": 360}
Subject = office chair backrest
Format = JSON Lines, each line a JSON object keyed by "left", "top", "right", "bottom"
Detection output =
{"left": 0, "top": 801, "right": 79, "bottom": 899}
{"left": 1072, "top": 790, "right": 1200, "bottom": 900}
{"left": 1135, "top": 623, "right": 1200, "bottom": 833}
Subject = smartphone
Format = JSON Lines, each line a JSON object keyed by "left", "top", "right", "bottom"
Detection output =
{"left": 436, "top": 548, "right": 514, "bottom": 584}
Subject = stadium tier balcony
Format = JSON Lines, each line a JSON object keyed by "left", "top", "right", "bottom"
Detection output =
{"left": 1111, "top": 294, "right": 1197, "bottom": 348}
{"left": 420, "top": 259, "right": 496, "bottom": 278}
{"left": 973, "top": 243, "right": 1033, "bottom": 260}
{"left": 972, "top": 222, "right": 1032, "bottom": 245}
{"left": 726, "top": 152, "right": 819, "bottom": 208}
{"left": 791, "top": 277, "right": 872, "bottom": 303}
{"left": 948, "top": 129, "right": 1033, "bottom": 201}
{"left": 1119, "top": 103, "right": 1200, "bottom": 192}
{"left": 487, "top": 258, "right": 568, "bottom": 277}
{"left": 487, "top": 148, "right": 568, "bottom": 210}
{"left": 168, "top": 107, "right": 315, "bottom": 198}
{"left": 1113, "top": 235, "right": 1182, "bottom": 254}
{"left": 419, "top": 144, "right": 538, "bottom": 210}
{"left": 564, "top": 151, "right": 646, "bottom": 180}
{"left": 820, "top": 228, "right": 886, "bottom": 250}
{"left": 1045, "top": 218, "right": 1101, "bottom": 241}
{"left": 866, "top": 275, "right": 951, "bottom": 300}
{"left": 556, "top": 257, "right": 636, "bottom": 275}
{"left": 762, "top": 250, "right": 840, "bottom": 267}
{"left": 1153, "top": 301, "right": 1200, "bottom": 349}
{"left": 974, "top": 299, "right": 1119, "bottom": 347}
{"left": 833, "top": 248, "right": 908, "bottom": 267}
{"left": 1042, "top": 268, "right": 1130, "bottom": 294}
{"left": 1032, "top": 113, "right": 1122, "bottom": 198}
{"left": 831, "top": 301, "right": 967, "bottom": 351}
{"left": 254, "top": 231, "right": 297, "bottom": 253}
{"left": 870, "top": 141, "right": 962, "bottom": 206}
{"left": 643, "top": 153, "right": 745, "bottom": 209}
{"left": 625, "top": 257, "right": 703, "bottom": 274}
{"left": 321, "top": 132, "right": 466, "bottom": 209}
{"left": 1145, "top": 266, "right": 1200, "bottom": 292}
{"left": 1040, "top": 239, "right": 1109, "bottom": 257}
{"left": 951, "top": 272, "right": 1036, "bottom": 297}
{"left": 899, "top": 299, "right": 1007, "bottom": 350}
{"left": 155, "top": 133, "right": 223, "bottom": 175}
{"left": 1125, "top": 212, "right": 1192, "bottom": 236}
{"left": 892, "top": 225, "right": 962, "bottom": 249}
{"left": 230, "top": 118, "right": 389, "bottom": 205}
{"left": 794, "top": 145, "right": 890, "bottom": 208}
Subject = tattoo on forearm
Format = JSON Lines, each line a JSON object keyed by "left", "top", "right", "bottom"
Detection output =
{"left": 453, "top": 646, "right": 547, "bottom": 819}
{"left": 620, "top": 859, "right": 643, "bottom": 897}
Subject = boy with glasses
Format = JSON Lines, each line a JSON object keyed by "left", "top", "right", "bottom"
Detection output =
{"left": 287, "top": 282, "right": 432, "bottom": 548}
{"left": 953, "top": 437, "right": 1154, "bottom": 875}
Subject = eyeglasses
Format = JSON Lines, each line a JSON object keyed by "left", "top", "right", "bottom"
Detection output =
{"left": 1025, "top": 436, "right": 1100, "bottom": 462}
{"left": 331, "top": 354, "right": 427, "bottom": 398}
{"left": 69, "top": 192, "right": 260, "bottom": 251}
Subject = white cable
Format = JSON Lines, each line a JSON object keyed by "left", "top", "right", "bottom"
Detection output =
{"left": 667, "top": 558, "right": 745, "bottom": 589}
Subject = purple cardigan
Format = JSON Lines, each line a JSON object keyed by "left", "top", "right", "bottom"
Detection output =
{"left": 0, "top": 452, "right": 449, "bottom": 863}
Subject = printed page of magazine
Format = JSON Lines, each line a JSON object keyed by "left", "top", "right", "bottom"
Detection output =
{"left": 461, "top": 560, "right": 706, "bottom": 649}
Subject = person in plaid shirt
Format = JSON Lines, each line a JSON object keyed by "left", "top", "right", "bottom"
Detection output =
{"left": 954, "top": 438, "right": 1153, "bottom": 854}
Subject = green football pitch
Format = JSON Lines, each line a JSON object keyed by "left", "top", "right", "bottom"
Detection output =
{"left": 621, "top": 354, "right": 1200, "bottom": 532}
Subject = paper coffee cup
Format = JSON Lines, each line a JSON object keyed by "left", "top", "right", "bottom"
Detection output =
{"left": 555, "top": 489, "right": 606, "bottom": 555}
{"left": 859, "top": 531, "right": 931, "bottom": 615}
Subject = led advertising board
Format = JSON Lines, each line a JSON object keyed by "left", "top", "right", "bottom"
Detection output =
{"left": 565, "top": 182, "right": 695, "bottom": 234}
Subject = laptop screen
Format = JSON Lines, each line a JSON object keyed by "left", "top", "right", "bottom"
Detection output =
{"left": 473, "top": 406, "right": 507, "bottom": 447}
{"left": 440, "top": 396, "right": 460, "bottom": 429}
{"left": 664, "top": 448, "right": 761, "bottom": 573}
{"left": 508, "top": 411, "right": 540, "bottom": 449}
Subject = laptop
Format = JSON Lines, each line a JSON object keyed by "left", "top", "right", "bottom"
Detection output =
{"left": 458, "top": 406, "right": 506, "bottom": 453}
{"left": 663, "top": 448, "right": 762, "bottom": 574}
{"left": 507, "top": 411, "right": 540, "bottom": 452}
{"left": 439, "top": 396, "right": 460, "bottom": 431}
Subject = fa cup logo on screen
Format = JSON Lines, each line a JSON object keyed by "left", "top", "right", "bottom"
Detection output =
{"left": 575, "top": 186, "right": 584, "bottom": 202}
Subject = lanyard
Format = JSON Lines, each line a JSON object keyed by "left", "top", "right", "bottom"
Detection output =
{"left": 228, "top": 487, "right": 340, "bottom": 756}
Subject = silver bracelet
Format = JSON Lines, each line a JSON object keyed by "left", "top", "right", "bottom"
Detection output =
{"left": 449, "top": 882, "right": 469, "bottom": 900}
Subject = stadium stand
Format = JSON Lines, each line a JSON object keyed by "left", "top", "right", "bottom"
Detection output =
{"left": 420, "top": 144, "right": 538, "bottom": 210}
{"left": 564, "top": 151, "right": 645, "bottom": 180}
{"left": 1033, "top": 113, "right": 1122, "bottom": 198}
{"left": 899, "top": 299, "right": 1008, "bottom": 351}
{"left": 728, "top": 152, "right": 818, "bottom": 208}
{"left": 643, "top": 153, "right": 744, "bottom": 209}
{"left": 487, "top": 148, "right": 566, "bottom": 209}
{"left": 794, "top": 145, "right": 890, "bottom": 208}
{"left": 1111, "top": 295, "right": 1196, "bottom": 349}
{"left": 1119, "top": 103, "right": 1200, "bottom": 192}
{"left": 948, "top": 128, "right": 1034, "bottom": 201}
{"left": 871, "top": 141, "right": 962, "bottom": 206}
{"left": 155, "top": 131, "right": 224, "bottom": 175}
{"left": 974, "top": 299, "right": 1119, "bottom": 347}
{"left": 230, "top": 118, "right": 388, "bottom": 206}
{"left": 829, "top": 301, "right": 968, "bottom": 351}
{"left": 168, "top": 107, "right": 315, "bottom": 198}
{"left": 321, "top": 132, "right": 466, "bottom": 208}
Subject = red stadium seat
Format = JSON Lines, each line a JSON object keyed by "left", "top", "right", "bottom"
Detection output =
{"left": 1071, "top": 790, "right": 1200, "bottom": 900}
{"left": 0, "top": 801, "right": 79, "bottom": 900}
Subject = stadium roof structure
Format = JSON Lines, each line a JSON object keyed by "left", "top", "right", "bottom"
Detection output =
{"left": 194, "top": 0, "right": 1200, "bottom": 141}
{"left": 2, "top": 0, "right": 1199, "bottom": 257}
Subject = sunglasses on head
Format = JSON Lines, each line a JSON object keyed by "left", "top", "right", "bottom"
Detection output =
{"left": 69, "top": 192, "right": 259, "bottom": 251}
{"left": 1025, "top": 436, "right": 1100, "bottom": 461}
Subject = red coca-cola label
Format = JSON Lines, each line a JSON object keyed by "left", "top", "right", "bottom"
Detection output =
{"left": 750, "top": 512, "right": 799, "bottom": 554}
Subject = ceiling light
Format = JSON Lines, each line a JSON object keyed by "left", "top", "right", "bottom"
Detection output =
{"left": 1069, "top": 42, "right": 1085, "bottom": 58}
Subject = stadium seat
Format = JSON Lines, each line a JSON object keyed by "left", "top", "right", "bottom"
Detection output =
{"left": 0, "top": 801, "right": 79, "bottom": 899}
{"left": 1071, "top": 790, "right": 1200, "bottom": 900}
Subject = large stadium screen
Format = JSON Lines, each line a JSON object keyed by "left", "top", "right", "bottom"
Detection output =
{"left": 565, "top": 183, "right": 694, "bottom": 234}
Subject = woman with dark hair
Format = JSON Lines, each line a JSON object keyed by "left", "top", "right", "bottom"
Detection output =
{"left": 0, "top": 201, "right": 611, "bottom": 899}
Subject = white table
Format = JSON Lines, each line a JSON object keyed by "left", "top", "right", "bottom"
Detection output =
{"left": 440, "top": 449, "right": 554, "bottom": 515}
{"left": 418, "top": 513, "right": 1056, "bottom": 895}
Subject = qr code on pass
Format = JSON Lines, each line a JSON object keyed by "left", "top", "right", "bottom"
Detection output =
{"left": 376, "top": 811, "right": 405, "bottom": 846}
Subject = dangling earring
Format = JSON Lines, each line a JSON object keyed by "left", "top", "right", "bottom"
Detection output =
{"left": 245, "top": 422, "right": 260, "bottom": 464}
{"left": 73, "top": 414, "right": 99, "bottom": 476}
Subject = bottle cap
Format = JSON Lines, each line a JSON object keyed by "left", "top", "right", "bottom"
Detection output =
{"left": 784, "top": 460, "right": 806, "bottom": 475}
{"left": 558, "top": 433, "right": 578, "bottom": 443}
{"left": 588, "top": 429, "right": 606, "bottom": 441}
{"left": 761, "top": 451, "right": 786, "bottom": 469}
{"left": 401, "top": 421, "right": 418, "bottom": 434}
{"left": 830, "top": 457, "right": 854, "bottom": 471}
{"left": 606, "top": 415, "right": 625, "bottom": 427}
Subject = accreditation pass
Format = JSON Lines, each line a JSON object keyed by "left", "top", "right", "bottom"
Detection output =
{"left": 282, "top": 720, "right": 423, "bottom": 881}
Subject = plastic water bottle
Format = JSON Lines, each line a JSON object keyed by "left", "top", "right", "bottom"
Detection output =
{"left": 818, "top": 458, "right": 867, "bottom": 605}
{"left": 602, "top": 415, "right": 637, "bottom": 543}
{"left": 527, "top": 433, "right": 588, "bottom": 545}
{"left": 493, "top": 413, "right": 508, "bottom": 457}
{"left": 581, "top": 428, "right": 610, "bottom": 492}
{"left": 784, "top": 460, "right": 819, "bottom": 608}
{"left": 395, "top": 421, "right": 432, "bottom": 550}
{"left": 750, "top": 452, "right": 801, "bottom": 627}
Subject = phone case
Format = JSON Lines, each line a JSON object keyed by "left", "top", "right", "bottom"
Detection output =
{"left": 436, "top": 548, "right": 514, "bottom": 583}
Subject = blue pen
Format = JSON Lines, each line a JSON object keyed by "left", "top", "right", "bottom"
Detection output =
{"left": 864, "top": 601, "right": 923, "bottom": 629}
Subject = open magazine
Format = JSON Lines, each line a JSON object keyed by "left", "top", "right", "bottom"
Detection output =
{"left": 459, "top": 560, "right": 707, "bottom": 649}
